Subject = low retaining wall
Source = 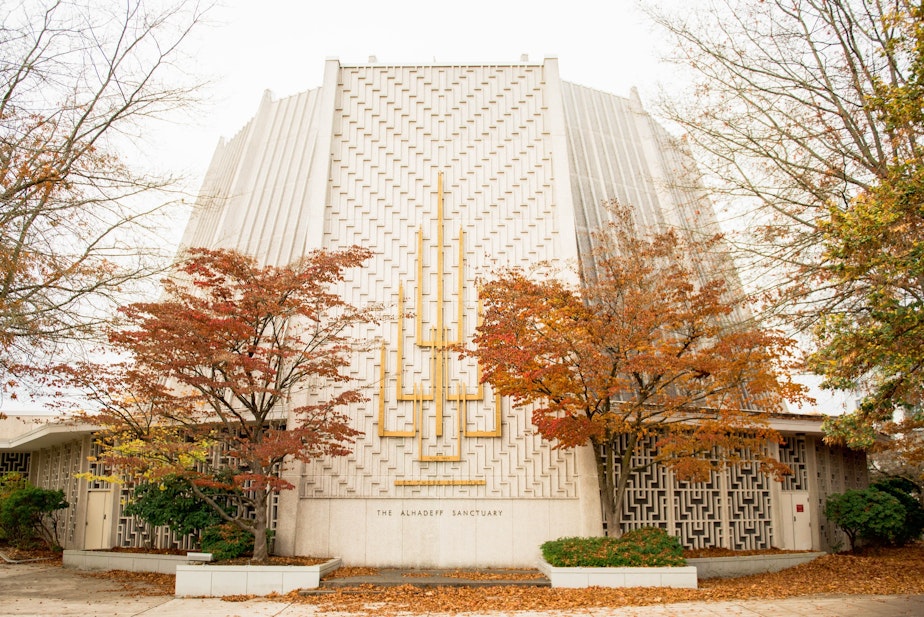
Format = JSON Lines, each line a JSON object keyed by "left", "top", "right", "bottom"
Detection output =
{"left": 63, "top": 550, "right": 211, "bottom": 574}
{"left": 175, "top": 557, "right": 341, "bottom": 596}
{"left": 537, "top": 559, "right": 697, "bottom": 589}
{"left": 687, "top": 552, "right": 825, "bottom": 579}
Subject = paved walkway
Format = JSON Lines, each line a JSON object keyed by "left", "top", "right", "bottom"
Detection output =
{"left": 2, "top": 562, "right": 923, "bottom": 616}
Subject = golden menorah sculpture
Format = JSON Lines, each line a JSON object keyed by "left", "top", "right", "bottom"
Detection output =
{"left": 377, "top": 172, "right": 501, "bottom": 477}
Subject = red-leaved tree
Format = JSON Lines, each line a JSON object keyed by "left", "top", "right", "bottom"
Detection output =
{"left": 61, "top": 247, "right": 374, "bottom": 561}
{"left": 467, "top": 205, "right": 804, "bottom": 535}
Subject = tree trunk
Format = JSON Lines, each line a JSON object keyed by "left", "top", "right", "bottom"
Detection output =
{"left": 595, "top": 439, "right": 618, "bottom": 536}
{"left": 251, "top": 492, "right": 269, "bottom": 562}
{"left": 596, "top": 434, "right": 637, "bottom": 537}
{"left": 612, "top": 445, "right": 634, "bottom": 537}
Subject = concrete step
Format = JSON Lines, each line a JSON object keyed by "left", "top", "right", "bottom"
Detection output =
{"left": 306, "top": 568, "right": 550, "bottom": 593}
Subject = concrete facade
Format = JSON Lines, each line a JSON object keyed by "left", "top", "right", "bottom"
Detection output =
{"left": 181, "top": 59, "right": 605, "bottom": 567}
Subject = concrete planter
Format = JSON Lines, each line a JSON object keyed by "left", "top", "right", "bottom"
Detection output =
{"left": 687, "top": 551, "right": 824, "bottom": 579}
{"left": 175, "top": 557, "right": 341, "bottom": 597}
{"left": 538, "top": 558, "right": 697, "bottom": 589}
{"left": 63, "top": 550, "right": 212, "bottom": 574}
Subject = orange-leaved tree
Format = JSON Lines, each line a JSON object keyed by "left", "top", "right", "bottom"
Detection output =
{"left": 63, "top": 247, "right": 375, "bottom": 561}
{"left": 467, "top": 205, "right": 803, "bottom": 535}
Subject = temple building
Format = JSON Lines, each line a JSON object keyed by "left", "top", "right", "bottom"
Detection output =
{"left": 1, "top": 59, "right": 866, "bottom": 567}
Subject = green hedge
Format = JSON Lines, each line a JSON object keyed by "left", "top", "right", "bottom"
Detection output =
{"left": 541, "top": 527, "right": 686, "bottom": 567}
{"left": 0, "top": 472, "right": 69, "bottom": 549}
{"left": 871, "top": 479, "right": 924, "bottom": 546}
{"left": 200, "top": 523, "right": 254, "bottom": 561}
{"left": 825, "top": 487, "right": 910, "bottom": 549}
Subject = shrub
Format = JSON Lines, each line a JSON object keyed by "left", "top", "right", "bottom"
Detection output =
{"left": 123, "top": 476, "right": 225, "bottom": 539}
{"left": 541, "top": 527, "right": 685, "bottom": 567}
{"left": 871, "top": 478, "right": 924, "bottom": 545}
{"left": 0, "top": 473, "right": 27, "bottom": 542}
{"left": 0, "top": 472, "right": 28, "bottom": 499}
{"left": 0, "top": 475, "right": 69, "bottom": 549}
{"left": 200, "top": 523, "right": 254, "bottom": 560}
{"left": 825, "top": 487, "right": 906, "bottom": 550}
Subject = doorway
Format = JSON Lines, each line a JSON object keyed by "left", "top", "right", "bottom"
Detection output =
{"left": 779, "top": 491, "right": 812, "bottom": 550}
{"left": 84, "top": 490, "right": 112, "bottom": 549}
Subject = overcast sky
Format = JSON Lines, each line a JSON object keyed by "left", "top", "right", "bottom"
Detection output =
{"left": 147, "top": 0, "right": 685, "bottom": 197}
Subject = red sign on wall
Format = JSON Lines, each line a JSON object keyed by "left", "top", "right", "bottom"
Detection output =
{"left": 796, "top": 504, "right": 805, "bottom": 513}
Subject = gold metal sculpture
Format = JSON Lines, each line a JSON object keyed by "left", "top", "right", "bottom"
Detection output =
{"left": 378, "top": 172, "right": 501, "bottom": 480}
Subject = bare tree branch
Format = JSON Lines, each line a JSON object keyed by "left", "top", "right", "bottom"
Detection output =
{"left": 0, "top": 0, "right": 210, "bottom": 377}
{"left": 649, "top": 0, "right": 919, "bottom": 328}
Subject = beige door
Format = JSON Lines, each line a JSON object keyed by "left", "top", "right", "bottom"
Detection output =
{"left": 780, "top": 491, "right": 812, "bottom": 550}
{"left": 84, "top": 491, "right": 112, "bottom": 549}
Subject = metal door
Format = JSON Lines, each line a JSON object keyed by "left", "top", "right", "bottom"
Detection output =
{"left": 780, "top": 491, "right": 812, "bottom": 550}
{"left": 84, "top": 490, "right": 112, "bottom": 549}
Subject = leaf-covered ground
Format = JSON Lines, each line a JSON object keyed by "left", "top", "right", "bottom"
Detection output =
{"left": 0, "top": 545, "right": 62, "bottom": 563}
{"left": 83, "top": 569, "right": 178, "bottom": 596}
{"left": 78, "top": 544, "right": 924, "bottom": 613}
{"left": 282, "top": 545, "right": 924, "bottom": 615}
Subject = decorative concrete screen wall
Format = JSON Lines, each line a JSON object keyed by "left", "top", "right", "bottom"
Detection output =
{"left": 607, "top": 435, "right": 774, "bottom": 550}
{"left": 113, "top": 442, "right": 279, "bottom": 551}
{"left": 29, "top": 439, "right": 89, "bottom": 548}
{"left": 0, "top": 452, "right": 29, "bottom": 474}
{"left": 812, "top": 438, "right": 868, "bottom": 550}
{"left": 610, "top": 433, "right": 867, "bottom": 551}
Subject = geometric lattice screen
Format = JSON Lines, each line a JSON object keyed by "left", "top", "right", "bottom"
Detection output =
{"left": 115, "top": 483, "right": 199, "bottom": 551}
{"left": 115, "top": 441, "right": 280, "bottom": 551}
{"left": 610, "top": 432, "right": 867, "bottom": 551}
{"left": 779, "top": 434, "right": 808, "bottom": 491}
{"left": 608, "top": 435, "right": 774, "bottom": 550}
{"left": 29, "top": 441, "right": 84, "bottom": 547}
{"left": 814, "top": 439, "right": 868, "bottom": 551}
{"left": 116, "top": 486, "right": 281, "bottom": 551}
{"left": 725, "top": 460, "right": 775, "bottom": 550}
{"left": 0, "top": 452, "right": 30, "bottom": 474}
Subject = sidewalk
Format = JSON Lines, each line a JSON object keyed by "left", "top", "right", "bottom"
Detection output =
{"left": 2, "top": 562, "right": 923, "bottom": 617}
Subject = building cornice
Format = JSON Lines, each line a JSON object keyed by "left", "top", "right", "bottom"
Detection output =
{"left": 0, "top": 420, "right": 99, "bottom": 452}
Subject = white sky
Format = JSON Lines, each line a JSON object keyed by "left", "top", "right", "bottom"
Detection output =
{"left": 147, "top": 0, "right": 684, "bottom": 198}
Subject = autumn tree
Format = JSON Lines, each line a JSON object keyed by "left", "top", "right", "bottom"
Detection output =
{"left": 60, "top": 247, "right": 374, "bottom": 561}
{"left": 467, "top": 205, "right": 801, "bottom": 535}
{"left": 0, "top": 0, "right": 207, "bottom": 382}
{"left": 808, "top": 1, "right": 924, "bottom": 481}
{"left": 649, "top": 0, "right": 923, "bottom": 325}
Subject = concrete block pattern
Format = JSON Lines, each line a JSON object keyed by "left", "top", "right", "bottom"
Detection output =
{"left": 298, "top": 62, "right": 577, "bottom": 500}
